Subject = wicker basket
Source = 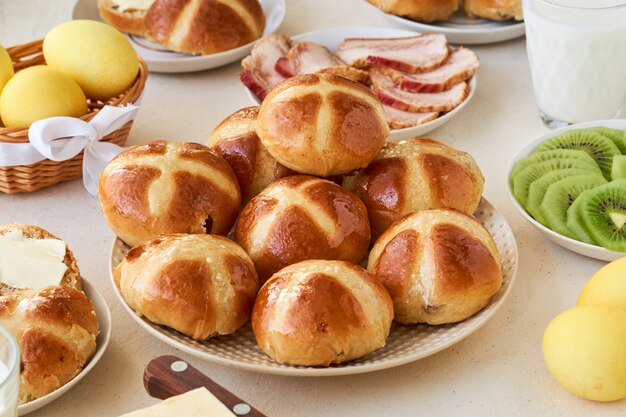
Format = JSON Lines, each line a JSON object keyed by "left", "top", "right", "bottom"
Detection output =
{"left": 0, "top": 40, "right": 148, "bottom": 194}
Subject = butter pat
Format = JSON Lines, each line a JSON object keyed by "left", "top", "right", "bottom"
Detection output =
{"left": 120, "top": 388, "right": 235, "bottom": 417}
{"left": 111, "top": 0, "right": 154, "bottom": 12}
{"left": 0, "top": 230, "right": 67, "bottom": 290}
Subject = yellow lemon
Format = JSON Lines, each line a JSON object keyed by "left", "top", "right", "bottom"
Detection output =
{"left": 578, "top": 257, "right": 626, "bottom": 309}
{"left": 43, "top": 20, "right": 138, "bottom": 100}
{"left": 0, "top": 43, "right": 14, "bottom": 96}
{"left": 0, "top": 65, "right": 88, "bottom": 128}
{"left": 543, "top": 305, "right": 626, "bottom": 402}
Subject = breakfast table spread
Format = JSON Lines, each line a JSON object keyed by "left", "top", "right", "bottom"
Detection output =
{"left": 1, "top": 0, "right": 625, "bottom": 416}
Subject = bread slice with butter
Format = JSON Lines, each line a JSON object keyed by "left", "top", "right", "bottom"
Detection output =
{"left": 97, "top": 0, "right": 154, "bottom": 37}
{"left": 0, "top": 223, "right": 80, "bottom": 296}
{"left": 120, "top": 388, "right": 235, "bottom": 417}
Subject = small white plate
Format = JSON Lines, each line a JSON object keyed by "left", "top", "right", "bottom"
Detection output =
{"left": 72, "top": 0, "right": 286, "bottom": 73}
{"left": 18, "top": 278, "right": 112, "bottom": 416}
{"left": 242, "top": 26, "right": 477, "bottom": 141}
{"left": 109, "top": 198, "right": 517, "bottom": 377}
{"left": 506, "top": 119, "right": 626, "bottom": 262}
{"left": 367, "top": 3, "right": 525, "bottom": 45}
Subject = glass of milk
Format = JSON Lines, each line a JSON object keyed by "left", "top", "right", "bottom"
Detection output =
{"left": 523, "top": 0, "right": 626, "bottom": 128}
{"left": 0, "top": 325, "right": 19, "bottom": 417}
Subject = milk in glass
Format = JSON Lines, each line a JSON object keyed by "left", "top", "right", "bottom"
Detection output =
{"left": 523, "top": 0, "right": 626, "bottom": 127}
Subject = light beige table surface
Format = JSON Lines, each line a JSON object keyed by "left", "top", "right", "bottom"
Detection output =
{"left": 1, "top": 0, "right": 624, "bottom": 416}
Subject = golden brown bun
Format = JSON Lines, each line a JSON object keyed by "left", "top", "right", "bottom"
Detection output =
{"left": 256, "top": 73, "right": 390, "bottom": 177}
{"left": 97, "top": 0, "right": 151, "bottom": 36}
{"left": 0, "top": 286, "right": 99, "bottom": 404}
{"left": 464, "top": 0, "right": 522, "bottom": 20}
{"left": 98, "top": 140, "right": 241, "bottom": 247}
{"left": 344, "top": 138, "right": 484, "bottom": 240}
{"left": 0, "top": 224, "right": 81, "bottom": 296}
{"left": 368, "top": 209, "right": 502, "bottom": 325}
{"left": 235, "top": 175, "right": 371, "bottom": 282}
{"left": 207, "top": 107, "right": 295, "bottom": 204}
{"left": 145, "top": 0, "right": 266, "bottom": 55}
{"left": 368, "top": 0, "right": 460, "bottom": 22}
{"left": 252, "top": 260, "right": 393, "bottom": 366}
{"left": 114, "top": 234, "right": 259, "bottom": 340}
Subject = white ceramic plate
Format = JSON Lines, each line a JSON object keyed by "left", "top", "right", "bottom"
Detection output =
{"left": 243, "top": 26, "right": 477, "bottom": 141}
{"left": 366, "top": 3, "right": 525, "bottom": 45}
{"left": 506, "top": 119, "right": 626, "bottom": 262}
{"left": 109, "top": 198, "right": 517, "bottom": 377}
{"left": 72, "top": 0, "right": 286, "bottom": 73}
{"left": 18, "top": 278, "right": 112, "bottom": 416}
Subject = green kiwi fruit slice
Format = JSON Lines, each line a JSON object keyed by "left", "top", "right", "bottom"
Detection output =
{"left": 533, "top": 130, "right": 621, "bottom": 180}
{"left": 526, "top": 168, "right": 599, "bottom": 225}
{"left": 612, "top": 155, "right": 626, "bottom": 180}
{"left": 539, "top": 175, "right": 608, "bottom": 239}
{"left": 576, "top": 179, "right": 626, "bottom": 252}
{"left": 584, "top": 127, "right": 626, "bottom": 154}
{"left": 509, "top": 149, "right": 598, "bottom": 187}
{"left": 566, "top": 190, "right": 596, "bottom": 245}
{"left": 512, "top": 158, "right": 603, "bottom": 207}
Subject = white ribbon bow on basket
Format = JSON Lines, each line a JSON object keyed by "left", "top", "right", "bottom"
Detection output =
{"left": 0, "top": 105, "right": 139, "bottom": 195}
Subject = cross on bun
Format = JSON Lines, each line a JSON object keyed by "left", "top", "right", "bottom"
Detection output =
{"left": 0, "top": 286, "right": 99, "bottom": 404}
{"left": 207, "top": 107, "right": 295, "bottom": 204}
{"left": 256, "top": 73, "right": 390, "bottom": 177}
{"left": 344, "top": 138, "right": 484, "bottom": 240}
{"left": 98, "top": 140, "right": 241, "bottom": 248}
{"left": 0, "top": 224, "right": 81, "bottom": 296}
{"left": 252, "top": 260, "right": 393, "bottom": 366}
{"left": 235, "top": 175, "right": 371, "bottom": 282}
{"left": 367, "top": 0, "right": 460, "bottom": 23}
{"left": 368, "top": 209, "right": 502, "bottom": 325}
{"left": 145, "top": 0, "right": 266, "bottom": 55}
{"left": 114, "top": 234, "right": 259, "bottom": 340}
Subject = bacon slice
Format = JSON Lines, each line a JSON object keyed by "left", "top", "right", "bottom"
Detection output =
{"left": 384, "top": 47, "right": 479, "bottom": 93}
{"left": 240, "top": 34, "right": 292, "bottom": 100}
{"left": 336, "top": 34, "right": 449, "bottom": 74}
{"left": 382, "top": 105, "right": 439, "bottom": 129}
{"left": 370, "top": 69, "right": 469, "bottom": 113}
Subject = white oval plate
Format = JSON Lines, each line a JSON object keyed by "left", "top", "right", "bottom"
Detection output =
{"left": 243, "top": 26, "right": 477, "bottom": 141}
{"left": 18, "top": 278, "right": 112, "bottom": 416}
{"left": 72, "top": 0, "right": 286, "bottom": 73}
{"left": 366, "top": 3, "right": 525, "bottom": 45}
{"left": 506, "top": 119, "right": 626, "bottom": 262}
{"left": 109, "top": 198, "right": 517, "bottom": 377}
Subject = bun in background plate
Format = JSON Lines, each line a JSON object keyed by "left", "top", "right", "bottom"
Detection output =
{"left": 243, "top": 26, "right": 477, "bottom": 141}
{"left": 506, "top": 119, "right": 626, "bottom": 262}
{"left": 72, "top": 0, "right": 286, "bottom": 73}
{"left": 365, "top": 3, "right": 525, "bottom": 45}
{"left": 109, "top": 198, "right": 517, "bottom": 376}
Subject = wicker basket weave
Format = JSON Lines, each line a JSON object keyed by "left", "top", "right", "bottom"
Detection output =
{"left": 0, "top": 40, "right": 148, "bottom": 194}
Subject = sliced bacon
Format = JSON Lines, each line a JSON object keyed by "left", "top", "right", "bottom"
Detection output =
{"left": 240, "top": 34, "right": 292, "bottom": 100}
{"left": 336, "top": 34, "right": 449, "bottom": 74}
{"left": 382, "top": 105, "right": 439, "bottom": 129}
{"left": 384, "top": 47, "right": 479, "bottom": 93}
{"left": 316, "top": 65, "right": 371, "bottom": 85}
{"left": 370, "top": 69, "right": 469, "bottom": 113}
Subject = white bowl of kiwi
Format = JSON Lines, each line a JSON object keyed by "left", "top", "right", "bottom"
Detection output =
{"left": 507, "top": 119, "right": 626, "bottom": 262}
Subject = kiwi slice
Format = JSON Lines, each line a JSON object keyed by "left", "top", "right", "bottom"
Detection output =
{"left": 533, "top": 130, "right": 621, "bottom": 180}
{"left": 539, "top": 175, "right": 608, "bottom": 239}
{"left": 576, "top": 179, "right": 626, "bottom": 252}
{"left": 612, "top": 155, "right": 626, "bottom": 180}
{"left": 566, "top": 190, "right": 596, "bottom": 245}
{"left": 585, "top": 127, "right": 626, "bottom": 154}
{"left": 512, "top": 158, "right": 602, "bottom": 207}
{"left": 526, "top": 168, "right": 599, "bottom": 225}
{"left": 509, "top": 149, "right": 598, "bottom": 186}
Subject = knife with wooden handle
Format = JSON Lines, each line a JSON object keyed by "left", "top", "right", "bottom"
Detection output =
{"left": 144, "top": 355, "right": 268, "bottom": 417}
